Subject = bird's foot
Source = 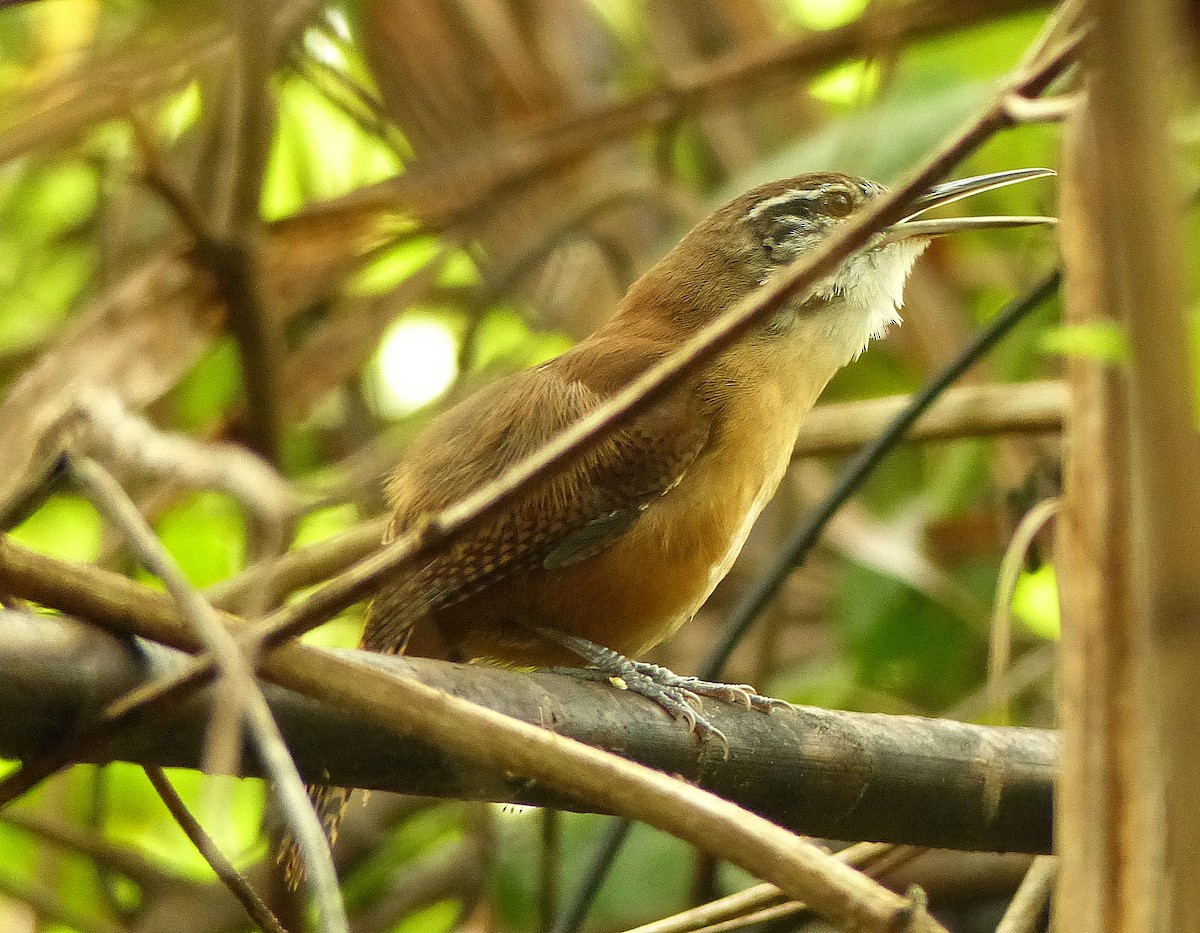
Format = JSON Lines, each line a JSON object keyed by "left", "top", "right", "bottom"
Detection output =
{"left": 534, "top": 627, "right": 788, "bottom": 755}
{"left": 625, "top": 661, "right": 791, "bottom": 715}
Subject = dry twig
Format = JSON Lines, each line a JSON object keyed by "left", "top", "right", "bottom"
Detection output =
{"left": 994, "top": 855, "right": 1057, "bottom": 933}
{"left": 61, "top": 455, "right": 345, "bottom": 933}
{"left": 987, "top": 498, "right": 1060, "bottom": 724}
{"left": 143, "top": 766, "right": 287, "bottom": 933}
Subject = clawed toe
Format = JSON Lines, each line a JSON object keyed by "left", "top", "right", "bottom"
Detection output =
{"left": 530, "top": 626, "right": 785, "bottom": 754}
{"left": 630, "top": 666, "right": 789, "bottom": 716}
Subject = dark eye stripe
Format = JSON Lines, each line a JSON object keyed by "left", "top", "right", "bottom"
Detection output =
{"left": 744, "top": 188, "right": 822, "bottom": 222}
{"left": 745, "top": 184, "right": 864, "bottom": 225}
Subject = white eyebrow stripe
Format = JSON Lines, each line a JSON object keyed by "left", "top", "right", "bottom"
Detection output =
{"left": 744, "top": 184, "right": 836, "bottom": 221}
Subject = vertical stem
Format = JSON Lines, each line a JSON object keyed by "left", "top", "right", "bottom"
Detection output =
{"left": 1058, "top": 0, "right": 1198, "bottom": 930}
{"left": 221, "top": 0, "right": 285, "bottom": 465}
{"left": 1055, "top": 95, "right": 1151, "bottom": 933}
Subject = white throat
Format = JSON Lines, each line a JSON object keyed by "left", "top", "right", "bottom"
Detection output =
{"left": 813, "top": 239, "right": 927, "bottom": 364}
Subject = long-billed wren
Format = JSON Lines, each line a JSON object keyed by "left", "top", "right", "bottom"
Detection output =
{"left": 281, "top": 168, "right": 1053, "bottom": 883}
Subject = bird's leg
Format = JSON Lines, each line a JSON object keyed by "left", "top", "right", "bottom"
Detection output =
{"left": 528, "top": 624, "right": 789, "bottom": 751}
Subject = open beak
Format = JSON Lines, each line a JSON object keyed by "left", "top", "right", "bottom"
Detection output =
{"left": 881, "top": 168, "right": 1057, "bottom": 242}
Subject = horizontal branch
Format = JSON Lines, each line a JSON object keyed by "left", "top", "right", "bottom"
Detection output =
{"left": 0, "top": 611, "right": 1056, "bottom": 854}
{"left": 793, "top": 380, "right": 1065, "bottom": 457}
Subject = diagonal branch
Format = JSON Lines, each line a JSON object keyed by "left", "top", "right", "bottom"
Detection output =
{"left": 143, "top": 766, "right": 287, "bottom": 933}
{"left": 320, "top": 0, "right": 1053, "bottom": 229}
{"left": 201, "top": 378, "right": 1066, "bottom": 614}
{"left": 61, "top": 455, "right": 346, "bottom": 933}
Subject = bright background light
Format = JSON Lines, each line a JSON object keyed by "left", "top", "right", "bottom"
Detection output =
{"left": 782, "top": 0, "right": 869, "bottom": 29}
{"left": 374, "top": 315, "right": 460, "bottom": 417}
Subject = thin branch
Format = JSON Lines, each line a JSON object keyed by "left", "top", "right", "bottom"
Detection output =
{"left": 1003, "top": 91, "right": 1081, "bottom": 123}
{"left": 128, "top": 50, "right": 285, "bottom": 465}
{"left": 61, "top": 455, "right": 347, "bottom": 933}
{"left": 944, "top": 642, "right": 1056, "bottom": 723}
{"left": 289, "top": 48, "right": 405, "bottom": 156}
{"left": 994, "top": 855, "right": 1057, "bottom": 933}
{"left": 621, "top": 843, "right": 895, "bottom": 933}
{"left": 669, "top": 848, "right": 928, "bottom": 933}
{"left": 987, "top": 498, "right": 1059, "bottom": 724}
{"left": 211, "top": 239, "right": 291, "bottom": 467}
{"left": 352, "top": 835, "right": 483, "bottom": 933}
{"left": 209, "top": 0, "right": 285, "bottom": 465}
{"left": 226, "top": 0, "right": 276, "bottom": 235}
{"left": 205, "top": 517, "right": 388, "bottom": 612}
{"left": 128, "top": 112, "right": 218, "bottom": 248}
{"left": 85, "top": 767, "right": 130, "bottom": 923}
{"left": 143, "top": 766, "right": 289, "bottom": 933}
{"left": 465, "top": 182, "right": 697, "bottom": 314}
{"left": 792, "top": 380, "right": 1065, "bottom": 457}
{"left": 42, "top": 389, "right": 294, "bottom": 546}
{"left": 553, "top": 821, "right": 633, "bottom": 933}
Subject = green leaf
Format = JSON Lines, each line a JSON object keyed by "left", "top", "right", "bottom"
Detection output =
{"left": 261, "top": 73, "right": 401, "bottom": 220}
{"left": 1040, "top": 321, "right": 1129, "bottom": 362}
{"left": 836, "top": 563, "right": 978, "bottom": 710}
{"left": 9, "top": 495, "right": 103, "bottom": 563}
{"left": 1012, "top": 564, "right": 1061, "bottom": 640}
{"left": 348, "top": 238, "right": 442, "bottom": 296}
{"left": 151, "top": 492, "right": 246, "bottom": 588}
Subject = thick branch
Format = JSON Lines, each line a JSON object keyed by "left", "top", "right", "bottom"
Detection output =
{"left": 0, "top": 611, "right": 1056, "bottom": 854}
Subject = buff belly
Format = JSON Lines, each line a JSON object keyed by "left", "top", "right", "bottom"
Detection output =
{"left": 427, "top": 430, "right": 792, "bottom": 668}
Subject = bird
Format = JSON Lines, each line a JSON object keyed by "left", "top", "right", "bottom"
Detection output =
{"left": 279, "top": 167, "right": 1054, "bottom": 886}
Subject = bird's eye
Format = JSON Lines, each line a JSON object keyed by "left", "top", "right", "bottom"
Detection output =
{"left": 821, "top": 189, "right": 855, "bottom": 217}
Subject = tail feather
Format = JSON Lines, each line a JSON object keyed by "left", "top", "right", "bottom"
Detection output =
{"left": 277, "top": 783, "right": 353, "bottom": 890}
{"left": 276, "top": 595, "right": 417, "bottom": 890}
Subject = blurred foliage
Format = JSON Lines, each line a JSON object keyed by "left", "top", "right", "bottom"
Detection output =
{"left": 0, "top": 0, "right": 1093, "bottom": 930}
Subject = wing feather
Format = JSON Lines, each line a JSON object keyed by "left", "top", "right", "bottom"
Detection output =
{"left": 363, "top": 342, "right": 711, "bottom": 653}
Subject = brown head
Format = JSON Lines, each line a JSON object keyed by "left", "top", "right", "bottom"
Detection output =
{"left": 614, "top": 168, "right": 1054, "bottom": 365}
